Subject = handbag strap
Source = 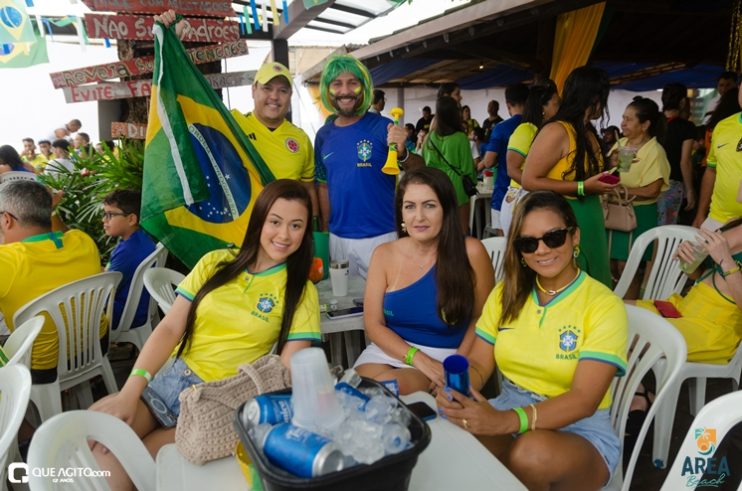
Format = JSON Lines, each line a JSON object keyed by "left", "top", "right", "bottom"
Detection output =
{"left": 238, "top": 362, "right": 267, "bottom": 394}
{"left": 427, "top": 137, "right": 466, "bottom": 178}
{"left": 612, "top": 185, "right": 636, "bottom": 204}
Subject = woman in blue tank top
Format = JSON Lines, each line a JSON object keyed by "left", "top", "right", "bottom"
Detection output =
{"left": 354, "top": 167, "right": 494, "bottom": 394}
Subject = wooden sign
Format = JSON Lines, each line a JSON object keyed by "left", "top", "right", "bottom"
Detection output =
{"left": 82, "top": 0, "right": 234, "bottom": 17}
{"left": 111, "top": 122, "right": 147, "bottom": 139}
{"left": 49, "top": 40, "right": 247, "bottom": 88}
{"left": 84, "top": 14, "right": 240, "bottom": 42}
{"left": 63, "top": 70, "right": 255, "bottom": 103}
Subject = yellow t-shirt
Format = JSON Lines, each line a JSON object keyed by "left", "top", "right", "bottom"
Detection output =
{"left": 706, "top": 112, "right": 742, "bottom": 223}
{"left": 174, "top": 249, "right": 321, "bottom": 382}
{"left": 545, "top": 122, "right": 604, "bottom": 188}
{"left": 0, "top": 230, "right": 101, "bottom": 370}
{"left": 231, "top": 111, "right": 315, "bottom": 182}
{"left": 506, "top": 122, "right": 538, "bottom": 189}
{"left": 22, "top": 153, "right": 48, "bottom": 171}
{"left": 475, "top": 271, "right": 627, "bottom": 410}
{"left": 610, "top": 137, "right": 670, "bottom": 204}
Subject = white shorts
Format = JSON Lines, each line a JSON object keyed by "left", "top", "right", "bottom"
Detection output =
{"left": 490, "top": 209, "right": 502, "bottom": 232}
{"left": 353, "top": 342, "right": 457, "bottom": 369}
{"left": 499, "top": 187, "right": 528, "bottom": 237}
{"left": 330, "top": 231, "right": 396, "bottom": 279}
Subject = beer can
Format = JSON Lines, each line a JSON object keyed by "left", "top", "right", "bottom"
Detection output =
{"left": 260, "top": 423, "right": 345, "bottom": 478}
{"left": 245, "top": 394, "right": 293, "bottom": 425}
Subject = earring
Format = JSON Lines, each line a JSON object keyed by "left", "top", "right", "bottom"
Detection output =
{"left": 573, "top": 245, "right": 580, "bottom": 259}
{"left": 520, "top": 257, "right": 527, "bottom": 267}
{"left": 401, "top": 221, "right": 407, "bottom": 233}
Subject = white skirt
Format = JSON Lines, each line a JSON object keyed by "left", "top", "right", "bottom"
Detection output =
{"left": 353, "top": 342, "right": 458, "bottom": 369}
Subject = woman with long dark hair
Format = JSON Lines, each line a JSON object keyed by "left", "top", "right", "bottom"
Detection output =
{"left": 355, "top": 167, "right": 493, "bottom": 394}
{"left": 91, "top": 180, "right": 320, "bottom": 486}
{"left": 0, "top": 145, "right": 35, "bottom": 173}
{"left": 500, "top": 81, "right": 560, "bottom": 235}
{"left": 521, "top": 66, "right": 617, "bottom": 287}
{"left": 437, "top": 190, "right": 627, "bottom": 490}
{"left": 607, "top": 97, "right": 670, "bottom": 296}
{"left": 422, "top": 96, "right": 478, "bottom": 233}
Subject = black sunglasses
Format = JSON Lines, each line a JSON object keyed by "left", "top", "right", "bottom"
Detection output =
{"left": 514, "top": 228, "right": 572, "bottom": 253}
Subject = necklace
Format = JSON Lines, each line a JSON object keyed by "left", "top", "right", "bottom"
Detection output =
{"left": 536, "top": 269, "right": 581, "bottom": 296}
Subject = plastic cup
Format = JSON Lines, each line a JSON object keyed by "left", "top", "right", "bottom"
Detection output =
{"left": 617, "top": 146, "right": 636, "bottom": 172}
{"left": 313, "top": 231, "right": 330, "bottom": 280}
{"left": 329, "top": 260, "right": 349, "bottom": 297}
{"left": 290, "top": 348, "right": 344, "bottom": 434}
{"left": 443, "top": 354, "right": 471, "bottom": 396}
{"left": 679, "top": 240, "right": 708, "bottom": 274}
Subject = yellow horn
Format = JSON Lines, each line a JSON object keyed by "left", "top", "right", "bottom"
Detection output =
{"left": 381, "top": 107, "right": 405, "bottom": 176}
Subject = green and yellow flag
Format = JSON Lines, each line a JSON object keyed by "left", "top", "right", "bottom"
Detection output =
{"left": 141, "top": 22, "right": 274, "bottom": 269}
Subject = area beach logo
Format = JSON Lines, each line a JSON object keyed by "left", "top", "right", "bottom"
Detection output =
{"left": 680, "top": 427, "right": 730, "bottom": 488}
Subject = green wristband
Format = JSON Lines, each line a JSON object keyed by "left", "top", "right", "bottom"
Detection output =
{"left": 404, "top": 346, "right": 419, "bottom": 366}
{"left": 577, "top": 181, "right": 585, "bottom": 197}
{"left": 130, "top": 368, "right": 152, "bottom": 383}
{"left": 513, "top": 406, "right": 529, "bottom": 434}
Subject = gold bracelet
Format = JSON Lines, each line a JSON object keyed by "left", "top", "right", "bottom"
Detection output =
{"left": 722, "top": 266, "right": 741, "bottom": 278}
{"left": 529, "top": 403, "right": 538, "bottom": 431}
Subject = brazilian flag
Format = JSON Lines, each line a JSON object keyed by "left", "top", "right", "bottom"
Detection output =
{"left": 142, "top": 22, "right": 274, "bottom": 269}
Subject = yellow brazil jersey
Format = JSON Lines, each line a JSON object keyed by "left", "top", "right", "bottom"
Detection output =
{"left": 231, "top": 111, "right": 314, "bottom": 182}
{"left": 475, "top": 271, "right": 627, "bottom": 410}
{"left": 706, "top": 112, "right": 742, "bottom": 223}
{"left": 174, "top": 249, "right": 321, "bottom": 382}
{"left": 609, "top": 137, "right": 670, "bottom": 204}
{"left": 0, "top": 230, "right": 101, "bottom": 370}
{"left": 22, "top": 153, "right": 48, "bottom": 172}
{"left": 506, "top": 122, "right": 538, "bottom": 189}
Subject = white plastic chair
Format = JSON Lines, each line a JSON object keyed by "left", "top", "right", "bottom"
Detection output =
{"left": 480, "top": 237, "right": 507, "bottom": 282}
{"left": 650, "top": 340, "right": 742, "bottom": 469}
{"left": 27, "top": 410, "right": 156, "bottom": 491}
{"left": 2, "top": 315, "right": 44, "bottom": 368}
{"left": 660, "top": 390, "right": 742, "bottom": 490}
{"left": 0, "top": 365, "right": 32, "bottom": 490}
{"left": 603, "top": 305, "right": 687, "bottom": 491}
{"left": 111, "top": 243, "right": 168, "bottom": 352}
{"left": 613, "top": 225, "right": 697, "bottom": 299}
{"left": 0, "top": 171, "right": 37, "bottom": 184}
{"left": 13, "top": 272, "right": 122, "bottom": 422}
{"left": 143, "top": 267, "right": 185, "bottom": 315}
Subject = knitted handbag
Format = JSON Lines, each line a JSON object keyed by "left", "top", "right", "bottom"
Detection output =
{"left": 175, "top": 354, "right": 291, "bottom": 464}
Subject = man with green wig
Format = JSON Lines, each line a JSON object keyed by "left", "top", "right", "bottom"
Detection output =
{"left": 315, "top": 54, "right": 422, "bottom": 278}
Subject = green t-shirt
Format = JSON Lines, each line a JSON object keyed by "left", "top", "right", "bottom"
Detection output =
{"left": 423, "top": 131, "right": 477, "bottom": 206}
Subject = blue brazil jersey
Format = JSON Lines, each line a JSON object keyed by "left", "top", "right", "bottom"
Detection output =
{"left": 315, "top": 112, "right": 396, "bottom": 238}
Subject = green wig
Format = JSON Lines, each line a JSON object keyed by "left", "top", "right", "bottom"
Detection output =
{"left": 319, "top": 55, "right": 373, "bottom": 116}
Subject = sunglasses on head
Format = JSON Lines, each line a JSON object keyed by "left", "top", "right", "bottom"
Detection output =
{"left": 514, "top": 228, "right": 572, "bottom": 253}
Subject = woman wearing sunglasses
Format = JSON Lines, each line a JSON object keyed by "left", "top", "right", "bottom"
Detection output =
{"left": 355, "top": 167, "right": 493, "bottom": 394}
{"left": 521, "top": 67, "right": 618, "bottom": 287}
{"left": 437, "top": 191, "right": 627, "bottom": 490}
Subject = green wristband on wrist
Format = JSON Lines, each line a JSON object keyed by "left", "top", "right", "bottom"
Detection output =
{"left": 404, "top": 346, "right": 419, "bottom": 366}
{"left": 513, "top": 406, "right": 529, "bottom": 434}
{"left": 577, "top": 181, "right": 585, "bottom": 197}
{"left": 130, "top": 368, "right": 152, "bottom": 383}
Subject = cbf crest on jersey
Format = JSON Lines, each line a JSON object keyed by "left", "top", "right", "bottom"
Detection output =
{"left": 357, "top": 139, "right": 373, "bottom": 162}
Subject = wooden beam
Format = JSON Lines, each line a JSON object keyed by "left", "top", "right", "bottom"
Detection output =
{"left": 608, "top": 62, "right": 688, "bottom": 85}
{"left": 273, "top": 0, "right": 336, "bottom": 40}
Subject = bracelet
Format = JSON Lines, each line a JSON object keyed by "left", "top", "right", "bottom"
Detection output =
{"left": 577, "top": 181, "right": 585, "bottom": 197}
{"left": 398, "top": 149, "right": 410, "bottom": 164}
{"left": 722, "top": 266, "right": 741, "bottom": 278}
{"left": 513, "top": 406, "right": 529, "bottom": 434}
{"left": 129, "top": 368, "right": 152, "bottom": 383}
{"left": 404, "top": 346, "right": 419, "bottom": 366}
{"left": 529, "top": 403, "right": 538, "bottom": 431}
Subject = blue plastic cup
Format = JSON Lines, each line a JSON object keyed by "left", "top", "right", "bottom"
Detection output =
{"left": 443, "top": 354, "right": 470, "bottom": 396}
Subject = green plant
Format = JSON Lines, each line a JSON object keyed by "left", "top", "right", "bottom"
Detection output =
{"left": 37, "top": 140, "right": 145, "bottom": 264}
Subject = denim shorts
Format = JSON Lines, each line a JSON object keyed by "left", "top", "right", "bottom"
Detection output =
{"left": 146, "top": 357, "right": 204, "bottom": 417}
{"left": 490, "top": 378, "right": 620, "bottom": 482}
